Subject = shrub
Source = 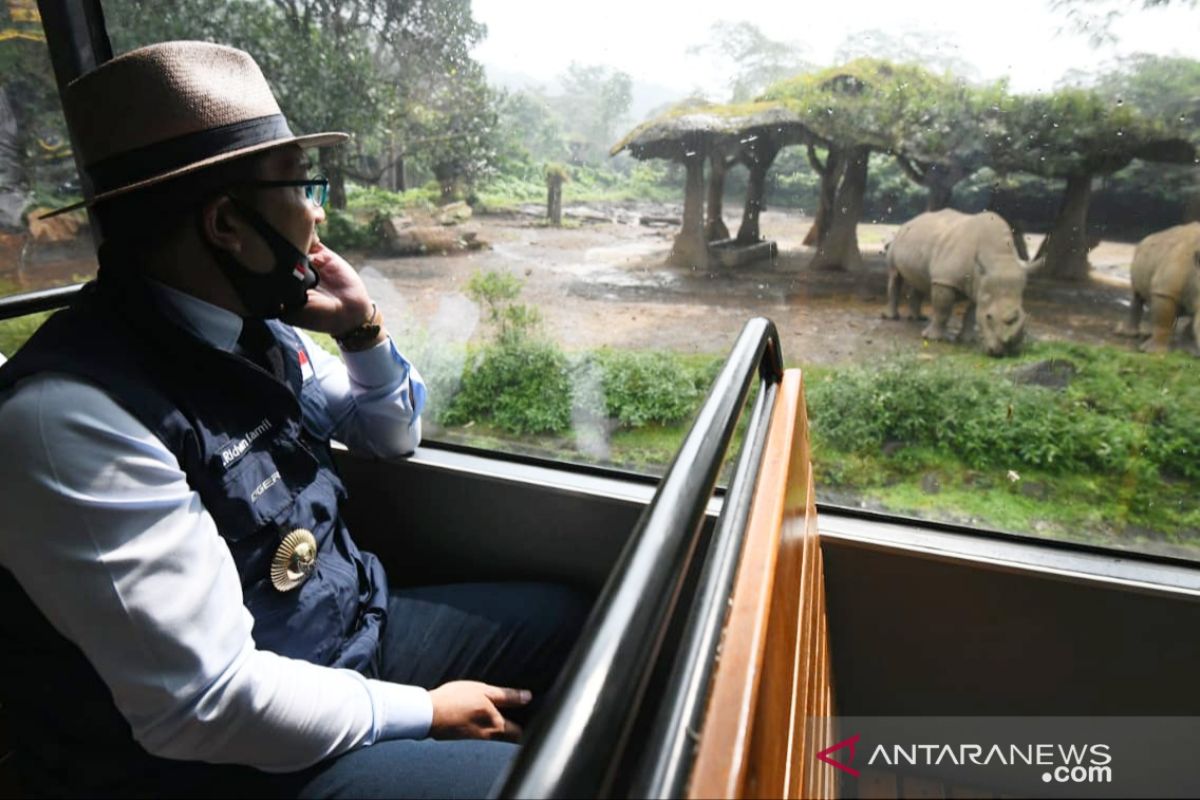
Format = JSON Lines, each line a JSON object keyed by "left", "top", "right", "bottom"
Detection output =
{"left": 442, "top": 339, "right": 572, "bottom": 434}
{"left": 805, "top": 344, "right": 1200, "bottom": 483}
{"left": 0, "top": 311, "right": 51, "bottom": 358}
{"left": 586, "top": 349, "right": 718, "bottom": 428}
{"left": 319, "top": 208, "right": 382, "bottom": 252}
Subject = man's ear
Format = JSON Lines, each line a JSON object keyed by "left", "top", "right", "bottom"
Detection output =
{"left": 200, "top": 195, "right": 243, "bottom": 255}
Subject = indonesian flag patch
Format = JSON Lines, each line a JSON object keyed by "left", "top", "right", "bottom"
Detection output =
{"left": 298, "top": 348, "right": 315, "bottom": 382}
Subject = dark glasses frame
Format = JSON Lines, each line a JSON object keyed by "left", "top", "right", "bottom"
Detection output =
{"left": 242, "top": 176, "right": 329, "bottom": 207}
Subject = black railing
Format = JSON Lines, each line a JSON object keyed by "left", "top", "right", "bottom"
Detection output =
{"left": 495, "top": 317, "right": 783, "bottom": 799}
{"left": 0, "top": 285, "right": 83, "bottom": 322}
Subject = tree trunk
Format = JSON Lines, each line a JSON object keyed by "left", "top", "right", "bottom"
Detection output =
{"left": 670, "top": 154, "right": 709, "bottom": 269}
{"left": 926, "top": 178, "right": 954, "bottom": 212}
{"left": 1041, "top": 173, "right": 1094, "bottom": 281}
{"left": 734, "top": 141, "right": 778, "bottom": 244}
{"left": 433, "top": 164, "right": 463, "bottom": 204}
{"left": 546, "top": 175, "right": 564, "bottom": 226}
{"left": 395, "top": 154, "right": 407, "bottom": 193}
{"left": 804, "top": 146, "right": 842, "bottom": 247}
{"left": 705, "top": 153, "right": 730, "bottom": 242}
{"left": 319, "top": 146, "right": 347, "bottom": 210}
{"left": 810, "top": 146, "right": 869, "bottom": 271}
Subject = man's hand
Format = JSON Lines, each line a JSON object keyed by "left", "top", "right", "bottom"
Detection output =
{"left": 284, "top": 240, "right": 375, "bottom": 337}
{"left": 428, "top": 681, "right": 532, "bottom": 742}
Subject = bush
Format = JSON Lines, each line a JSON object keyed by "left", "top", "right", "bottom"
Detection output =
{"left": 585, "top": 349, "right": 718, "bottom": 428}
{"left": 319, "top": 208, "right": 382, "bottom": 252}
{"left": 0, "top": 311, "right": 49, "bottom": 358}
{"left": 442, "top": 339, "right": 572, "bottom": 434}
{"left": 805, "top": 343, "right": 1200, "bottom": 482}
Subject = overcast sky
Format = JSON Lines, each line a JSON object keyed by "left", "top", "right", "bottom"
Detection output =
{"left": 471, "top": 0, "right": 1199, "bottom": 98}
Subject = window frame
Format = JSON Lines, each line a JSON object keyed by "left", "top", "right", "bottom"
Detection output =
{"left": 3, "top": 0, "right": 1195, "bottom": 579}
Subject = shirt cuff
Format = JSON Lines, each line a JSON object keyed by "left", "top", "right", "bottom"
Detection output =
{"left": 366, "top": 679, "right": 433, "bottom": 741}
{"left": 342, "top": 337, "right": 409, "bottom": 390}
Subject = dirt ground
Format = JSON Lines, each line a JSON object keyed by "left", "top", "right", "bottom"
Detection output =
{"left": 2, "top": 203, "right": 1150, "bottom": 366}
{"left": 353, "top": 204, "right": 1144, "bottom": 366}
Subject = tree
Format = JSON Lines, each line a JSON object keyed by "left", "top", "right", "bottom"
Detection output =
{"left": 991, "top": 87, "right": 1195, "bottom": 279}
{"left": 686, "top": 21, "right": 810, "bottom": 103}
{"left": 407, "top": 61, "right": 501, "bottom": 202}
{"left": 1050, "top": 0, "right": 1196, "bottom": 45}
{"left": 833, "top": 28, "right": 978, "bottom": 80}
{"left": 496, "top": 89, "right": 567, "bottom": 167}
{"left": 1061, "top": 54, "right": 1200, "bottom": 135}
{"left": 107, "top": 0, "right": 490, "bottom": 208}
{"left": 764, "top": 59, "right": 948, "bottom": 270}
{"left": 554, "top": 63, "right": 632, "bottom": 164}
{"left": 0, "top": 0, "right": 75, "bottom": 224}
{"left": 892, "top": 78, "right": 1007, "bottom": 211}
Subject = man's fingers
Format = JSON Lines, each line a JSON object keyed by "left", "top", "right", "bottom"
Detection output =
{"left": 497, "top": 717, "right": 523, "bottom": 742}
{"left": 485, "top": 685, "right": 532, "bottom": 708}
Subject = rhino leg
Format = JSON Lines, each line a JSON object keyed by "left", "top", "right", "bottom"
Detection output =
{"left": 1190, "top": 314, "right": 1200, "bottom": 356}
{"left": 1139, "top": 294, "right": 1177, "bottom": 354}
{"left": 922, "top": 285, "right": 957, "bottom": 342}
{"left": 957, "top": 302, "right": 978, "bottom": 342}
{"left": 1115, "top": 292, "right": 1145, "bottom": 338}
{"left": 884, "top": 267, "right": 903, "bottom": 320}
{"left": 907, "top": 288, "right": 926, "bottom": 321}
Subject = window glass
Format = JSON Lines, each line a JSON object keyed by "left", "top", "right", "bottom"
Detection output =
{"left": 0, "top": 0, "right": 96, "bottom": 355}
{"left": 100, "top": 0, "right": 1200, "bottom": 561}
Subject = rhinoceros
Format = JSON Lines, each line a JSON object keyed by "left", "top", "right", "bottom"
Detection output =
{"left": 884, "top": 210, "right": 1042, "bottom": 357}
{"left": 1116, "top": 222, "right": 1200, "bottom": 354}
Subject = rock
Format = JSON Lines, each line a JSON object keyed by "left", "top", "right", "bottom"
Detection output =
{"left": 27, "top": 207, "right": 87, "bottom": 242}
{"left": 1011, "top": 359, "right": 1077, "bottom": 390}
{"left": 920, "top": 472, "right": 941, "bottom": 494}
{"left": 640, "top": 214, "right": 681, "bottom": 228}
{"left": 381, "top": 215, "right": 423, "bottom": 255}
{"left": 435, "top": 201, "right": 472, "bottom": 225}
{"left": 410, "top": 226, "right": 463, "bottom": 253}
{"left": 881, "top": 440, "right": 905, "bottom": 457}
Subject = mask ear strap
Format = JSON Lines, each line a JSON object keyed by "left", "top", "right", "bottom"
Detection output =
{"left": 226, "top": 196, "right": 319, "bottom": 290}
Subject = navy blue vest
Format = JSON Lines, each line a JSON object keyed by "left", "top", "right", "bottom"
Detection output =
{"left": 0, "top": 280, "right": 389, "bottom": 793}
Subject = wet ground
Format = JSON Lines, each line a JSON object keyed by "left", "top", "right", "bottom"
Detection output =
{"left": 2, "top": 203, "right": 1151, "bottom": 366}
{"left": 349, "top": 205, "right": 1144, "bottom": 366}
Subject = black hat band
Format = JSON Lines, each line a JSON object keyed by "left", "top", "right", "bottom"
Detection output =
{"left": 86, "top": 113, "right": 293, "bottom": 196}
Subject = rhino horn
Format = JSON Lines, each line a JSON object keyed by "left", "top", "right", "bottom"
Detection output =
{"left": 1026, "top": 254, "right": 1047, "bottom": 273}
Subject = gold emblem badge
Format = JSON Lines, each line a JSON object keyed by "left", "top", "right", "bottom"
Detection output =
{"left": 271, "top": 528, "right": 318, "bottom": 592}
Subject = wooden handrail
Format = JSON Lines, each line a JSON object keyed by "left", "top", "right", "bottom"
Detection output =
{"left": 688, "top": 369, "right": 836, "bottom": 799}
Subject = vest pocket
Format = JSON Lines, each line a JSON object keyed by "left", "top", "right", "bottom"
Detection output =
{"left": 208, "top": 453, "right": 301, "bottom": 541}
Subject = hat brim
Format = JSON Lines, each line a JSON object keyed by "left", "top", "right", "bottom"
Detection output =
{"left": 39, "top": 130, "right": 349, "bottom": 219}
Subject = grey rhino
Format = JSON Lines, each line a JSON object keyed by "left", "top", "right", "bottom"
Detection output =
{"left": 1116, "top": 222, "right": 1200, "bottom": 354}
{"left": 885, "top": 210, "right": 1041, "bottom": 357}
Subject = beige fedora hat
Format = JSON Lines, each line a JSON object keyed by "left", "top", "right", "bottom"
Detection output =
{"left": 43, "top": 40, "right": 348, "bottom": 218}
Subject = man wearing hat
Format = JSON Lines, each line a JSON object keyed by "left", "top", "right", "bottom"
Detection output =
{"left": 0, "top": 41, "right": 586, "bottom": 798}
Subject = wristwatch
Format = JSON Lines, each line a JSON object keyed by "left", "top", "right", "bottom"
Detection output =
{"left": 334, "top": 303, "right": 383, "bottom": 351}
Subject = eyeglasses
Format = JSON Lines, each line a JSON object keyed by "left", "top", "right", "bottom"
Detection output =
{"left": 243, "top": 176, "right": 329, "bottom": 207}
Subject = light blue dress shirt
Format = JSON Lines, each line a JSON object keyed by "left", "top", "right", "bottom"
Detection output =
{"left": 0, "top": 283, "right": 433, "bottom": 772}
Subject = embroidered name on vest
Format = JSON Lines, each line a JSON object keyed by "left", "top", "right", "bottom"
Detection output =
{"left": 220, "top": 418, "right": 274, "bottom": 468}
{"left": 251, "top": 471, "right": 282, "bottom": 503}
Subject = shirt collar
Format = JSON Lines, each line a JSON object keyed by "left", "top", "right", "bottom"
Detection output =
{"left": 148, "top": 281, "right": 244, "bottom": 353}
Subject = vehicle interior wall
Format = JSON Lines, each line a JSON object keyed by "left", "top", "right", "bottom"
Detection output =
{"left": 821, "top": 539, "right": 1200, "bottom": 717}
{"left": 334, "top": 446, "right": 708, "bottom": 592}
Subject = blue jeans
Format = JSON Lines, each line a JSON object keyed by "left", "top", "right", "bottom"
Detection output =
{"left": 136, "top": 582, "right": 590, "bottom": 799}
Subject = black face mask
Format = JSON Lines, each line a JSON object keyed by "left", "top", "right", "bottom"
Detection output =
{"left": 204, "top": 198, "right": 319, "bottom": 319}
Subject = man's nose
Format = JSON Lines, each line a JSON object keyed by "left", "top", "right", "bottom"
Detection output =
{"left": 310, "top": 201, "right": 326, "bottom": 225}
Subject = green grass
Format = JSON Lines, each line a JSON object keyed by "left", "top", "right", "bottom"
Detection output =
{"left": 803, "top": 341, "right": 1200, "bottom": 554}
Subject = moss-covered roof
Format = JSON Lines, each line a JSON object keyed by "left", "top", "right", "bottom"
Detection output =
{"left": 610, "top": 100, "right": 811, "bottom": 160}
